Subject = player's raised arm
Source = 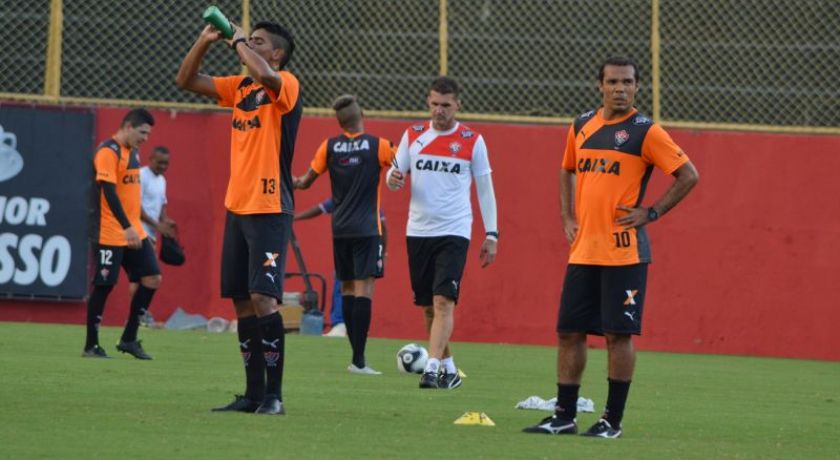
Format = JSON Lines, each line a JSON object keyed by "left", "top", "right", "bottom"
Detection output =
{"left": 227, "top": 25, "right": 283, "bottom": 93}
{"left": 175, "top": 25, "right": 222, "bottom": 99}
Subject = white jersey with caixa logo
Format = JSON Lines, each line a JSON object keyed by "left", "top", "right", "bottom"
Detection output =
{"left": 393, "top": 121, "right": 492, "bottom": 239}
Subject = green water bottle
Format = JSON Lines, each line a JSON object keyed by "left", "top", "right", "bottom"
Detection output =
{"left": 202, "top": 5, "right": 234, "bottom": 39}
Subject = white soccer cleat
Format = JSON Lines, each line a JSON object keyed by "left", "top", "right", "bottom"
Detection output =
{"left": 348, "top": 364, "right": 382, "bottom": 375}
{"left": 323, "top": 323, "right": 346, "bottom": 338}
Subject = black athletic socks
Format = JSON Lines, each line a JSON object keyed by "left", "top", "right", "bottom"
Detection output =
{"left": 121, "top": 285, "right": 156, "bottom": 343}
{"left": 238, "top": 315, "right": 265, "bottom": 402}
{"left": 85, "top": 285, "right": 113, "bottom": 349}
{"left": 341, "top": 294, "right": 355, "bottom": 338}
{"left": 259, "top": 312, "right": 285, "bottom": 401}
{"left": 351, "top": 296, "right": 372, "bottom": 368}
{"left": 604, "top": 378, "right": 631, "bottom": 427}
{"left": 342, "top": 295, "right": 357, "bottom": 361}
{"left": 555, "top": 383, "right": 581, "bottom": 420}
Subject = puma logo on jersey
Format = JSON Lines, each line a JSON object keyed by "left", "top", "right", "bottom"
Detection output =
{"left": 624, "top": 311, "right": 636, "bottom": 321}
{"left": 240, "top": 339, "right": 251, "bottom": 349}
{"left": 333, "top": 139, "right": 370, "bottom": 153}
{"left": 416, "top": 159, "right": 462, "bottom": 174}
{"left": 265, "top": 272, "right": 277, "bottom": 283}
{"left": 578, "top": 158, "right": 621, "bottom": 175}
{"left": 264, "top": 252, "right": 279, "bottom": 267}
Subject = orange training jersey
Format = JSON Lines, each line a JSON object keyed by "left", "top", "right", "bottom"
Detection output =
{"left": 562, "top": 109, "right": 688, "bottom": 266}
{"left": 213, "top": 71, "right": 302, "bottom": 214}
{"left": 92, "top": 139, "right": 147, "bottom": 246}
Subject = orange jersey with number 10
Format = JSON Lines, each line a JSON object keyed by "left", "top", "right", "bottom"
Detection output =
{"left": 562, "top": 109, "right": 688, "bottom": 266}
{"left": 213, "top": 71, "right": 302, "bottom": 214}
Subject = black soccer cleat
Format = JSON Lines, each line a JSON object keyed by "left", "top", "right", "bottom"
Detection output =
{"left": 255, "top": 395, "right": 285, "bottom": 415}
{"left": 81, "top": 344, "right": 110, "bottom": 358}
{"left": 522, "top": 415, "right": 578, "bottom": 435}
{"left": 211, "top": 395, "right": 261, "bottom": 413}
{"left": 581, "top": 418, "right": 622, "bottom": 438}
{"left": 438, "top": 372, "right": 462, "bottom": 390}
{"left": 116, "top": 340, "right": 153, "bottom": 360}
{"left": 418, "top": 371, "right": 440, "bottom": 389}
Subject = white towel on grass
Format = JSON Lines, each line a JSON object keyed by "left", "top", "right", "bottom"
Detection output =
{"left": 515, "top": 396, "right": 595, "bottom": 413}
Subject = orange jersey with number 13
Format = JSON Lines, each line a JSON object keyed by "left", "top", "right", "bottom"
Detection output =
{"left": 213, "top": 71, "right": 302, "bottom": 214}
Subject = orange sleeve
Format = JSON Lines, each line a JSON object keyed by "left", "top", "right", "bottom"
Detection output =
{"left": 212, "top": 76, "right": 244, "bottom": 108}
{"left": 93, "top": 148, "right": 119, "bottom": 184}
{"left": 378, "top": 138, "right": 396, "bottom": 167}
{"left": 265, "top": 71, "right": 300, "bottom": 114}
{"left": 561, "top": 125, "right": 577, "bottom": 171}
{"left": 310, "top": 140, "right": 328, "bottom": 174}
{"left": 641, "top": 124, "right": 689, "bottom": 175}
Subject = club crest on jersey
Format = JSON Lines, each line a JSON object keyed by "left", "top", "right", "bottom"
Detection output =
{"left": 460, "top": 130, "right": 475, "bottom": 139}
{"left": 449, "top": 141, "right": 462, "bottom": 155}
{"left": 614, "top": 130, "right": 630, "bottom": 147}
{"left": 100, "top": 268, "right": 110, "bottom": 279}
{"left": 411, "top": 124, "right": 426, "bottom": 132}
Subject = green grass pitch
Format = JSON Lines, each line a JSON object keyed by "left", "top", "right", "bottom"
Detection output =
{"left": 0, "top": 322, "right": 837, "bottom": 459}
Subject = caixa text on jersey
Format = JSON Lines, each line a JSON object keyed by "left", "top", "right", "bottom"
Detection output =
{"left": 415, "top": 159, "right": 462, "bottom": 174}
{"left": 232, "top": 116, "right": 261, "bottom": 132}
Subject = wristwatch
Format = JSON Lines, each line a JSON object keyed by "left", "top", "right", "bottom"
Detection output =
{"left": 647, "top": 207, "right": 660, "bottom": 222}
{"left": 486, "top": 231, "right": 499, "bottom": 241}
{"left": 231, "top": 37, "right": 247, "bottom": 50}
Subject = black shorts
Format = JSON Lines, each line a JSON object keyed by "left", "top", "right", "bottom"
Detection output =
{"left": 221, "top": 212, "right": 291, "bottom": 301}
{"left": 92, "top": 238, "right": 160, "bottom": 286}
{"left": 333, "top": 236, "right": 384, "bottom": 281}
{"left": 557, "top": 263, "right": 648, "bottom": 335}
{"left": 406, "top": 236, "right": 469, "bottom": 306}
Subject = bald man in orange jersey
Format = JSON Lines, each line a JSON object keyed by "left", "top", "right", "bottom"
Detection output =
{"left": 524, "top": 57, "right": 699, "bottom": 438}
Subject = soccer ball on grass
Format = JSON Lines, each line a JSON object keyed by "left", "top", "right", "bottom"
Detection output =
{"left": 396, "top": 343, "right": 428, "bottom": 374}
